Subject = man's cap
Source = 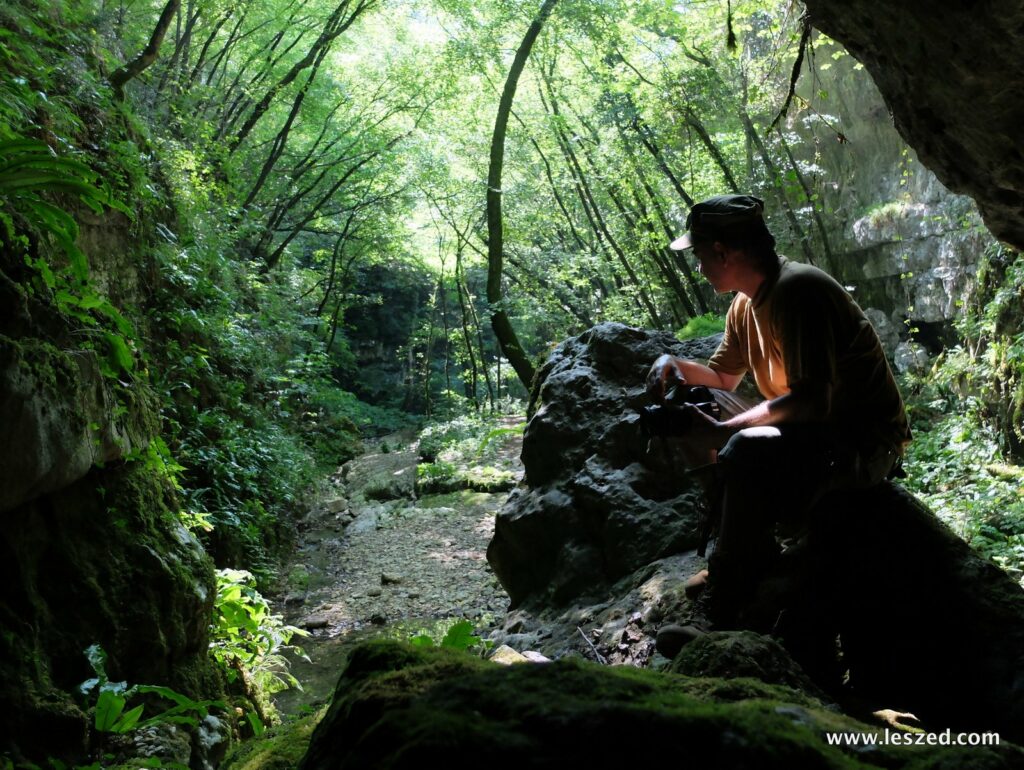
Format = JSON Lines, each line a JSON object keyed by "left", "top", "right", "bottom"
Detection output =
{"left": 669, "top": 194, "right": 766, "bottom": 250}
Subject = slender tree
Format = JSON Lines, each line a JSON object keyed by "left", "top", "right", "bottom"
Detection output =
{"left": 485, "top": 0, "right": 560, "bottom": 392}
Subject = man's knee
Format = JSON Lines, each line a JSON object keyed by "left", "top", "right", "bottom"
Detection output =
{"left": 718, "top": 426, "right": 784, "bottom": 471}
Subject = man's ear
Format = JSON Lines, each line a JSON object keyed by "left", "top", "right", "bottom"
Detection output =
{"left": 711, "top": 241, "right": 728, "bottom": 260}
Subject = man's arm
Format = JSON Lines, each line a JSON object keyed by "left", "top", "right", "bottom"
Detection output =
{"left": 646, "top": 354, "right": 744, "bottom": 402}
{"left": 682, "top": 380, "right": 833, "bottom": 450}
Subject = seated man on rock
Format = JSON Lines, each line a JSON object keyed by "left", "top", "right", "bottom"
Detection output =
{"left": 647, "top": 194, "right": 911, "bottom": 657}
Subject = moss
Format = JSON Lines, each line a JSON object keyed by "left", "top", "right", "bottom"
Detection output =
{"left": 0, "top": 460, "right": 224, "bottom": 763}
{"left": 0, "top": 334, "right": 75, "bottom": 395}
{"left": 299, "top": 641, "right": 1024, "bottom": 769}
{"left": 220, "top": 709, "right": 326, "bottom": 770}
{"left": 417, "top": 490, "right": 493, "bottom": 509}
{"left": 288, "top": 564, "right": 311, "bottom": 592}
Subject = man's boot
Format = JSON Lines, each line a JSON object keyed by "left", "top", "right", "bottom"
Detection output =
{"left": 654, "top": 575, "right": 721, "bottom": 658}
{"left": 656, "top": 554, "right": 760, "bottom": 658}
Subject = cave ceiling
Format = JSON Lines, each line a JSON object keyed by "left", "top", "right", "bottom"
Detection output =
{"left": 803, "top": 0, "right": 1024, "bottom": 251}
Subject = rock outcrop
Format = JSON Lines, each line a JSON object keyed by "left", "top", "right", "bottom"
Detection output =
{"left": 803, "top": 0, "right": 1024, "bottom": 251}
{"left": 0, "top": 212, "right": 225, "bottom": 763}
{"left": 488, "top": 322, "right": 1024, "bottom": 743}
{"left": 293, "top": 639, "right": 1024, "bottom": 769}
{"left": 487, "top": 322, "right": 720, "bottom": 608}
{"left": 781, "top": 37, "right": 992, "bottom": 350}
{"left": 0, "top": 464, "right": 222, "bottom": 761}
{"left": 0, "top": 336, "right": 156, "bottom": 512}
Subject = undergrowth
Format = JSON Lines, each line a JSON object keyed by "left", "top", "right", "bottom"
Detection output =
{"left": 415, "top": 412, "right": 523, "bottom": 492}
{"left": 902, "top": 354, "right": 1024, "bottom": 583}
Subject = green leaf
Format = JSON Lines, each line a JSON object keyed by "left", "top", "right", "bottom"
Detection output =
{"left": 246, "top": 710, "right": 266, "bottom": 737}
{"left": 113, "top": 703, "right": 145, "bottom": 733}
{"left": 440, "top": 620, "right": 478, "bottom": 651}
{"left": 95, "top": 690, "right": 126, "bottom": 732}
{"left": 103, "top": 332, "right": 134, "bottom": 373}
{"left": 135, "top": 684, "right": 196, "bottom": 708}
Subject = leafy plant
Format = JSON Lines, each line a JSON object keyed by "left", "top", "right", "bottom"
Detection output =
{"left": 0, "top": 138, "right": 127, "bottom": 272}
{"left": 676, "top": 313, "right": 726, "bottom": 341}
{"left": 0, "top": 137, "right": 138, "bottom": 377}
{"left": 209, "top": 568, "right": 309, "bottom": 722}
{"left": 77, "top": 644, "right": 225, "bottom": 738}
{"left": 409, "top": 619, "right": 492, "bottom": 654}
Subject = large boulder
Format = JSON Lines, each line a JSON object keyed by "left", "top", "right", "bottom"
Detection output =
{"left": 296, "top": 640, "right": 1024, "bottom": 769}
{"left": 487, "top": 322, "right": 720, "bottom": 608}
{"left": 774, "top": 482, "right": 1024, "bottom": 744}
{"left": 0, "top": 463, "right": 223, "bottom": 763}
{"left": 0, "top": 335, "right": 156, "bottom": 513}
{"left": 488, "top": 322, "right": 1024, "bottom": 744}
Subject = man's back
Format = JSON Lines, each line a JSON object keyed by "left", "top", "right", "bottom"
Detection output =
{"left": 710, "top": 258, "right": 911, "bottom": 453}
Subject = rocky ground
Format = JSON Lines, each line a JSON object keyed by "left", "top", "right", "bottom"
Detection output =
{"left": 269, "top": 427, "right": 522, "bottom": 715}
{"left": 268, "top": 422, "right": 717, "bottom": 718}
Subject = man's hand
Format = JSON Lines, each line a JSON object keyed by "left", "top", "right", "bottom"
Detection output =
{"left": 678, "top": 404, "right": 733, "bottom": 451}
{"left": 646, "top": 354, "right": 686, "bottom": 404}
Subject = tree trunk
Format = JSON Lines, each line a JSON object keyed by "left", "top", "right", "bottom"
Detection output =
{"left": 228, "top": 0, "right": 377, "bottom": 152}
{"left": 110, "top": 0, "right": 181, "bottom": 99}
{"left": 485, "top": 0, "right": 559, "bottom": 392}
{"left": 740, "top": 111, "right": 817, "bottom": 265}
{"left": 541, "top": 79, "right": 663, "bottom": 327}
{"left": 455, "top": 246, "right": 480, "bottom": 411}
{"left": 776, "top": 127, "right": 834, "bottom": 264}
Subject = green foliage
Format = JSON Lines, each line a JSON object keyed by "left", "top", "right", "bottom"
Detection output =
{"left": 77, "top": 644, "right": 226, "bottom": 741}
{"left": 676, "top": 313, "right": 726, "bottom": 341}
{"left": 896, "top": 245, "right": 1024, "bottom": 583}
{"left": 0, "top": 137, "right": 137, "bottom": 378}
{"left": 408, "top": 619, "right": 492, "bottom": 654}
{"left": 210, "top": 568, "right": 309, "bottom": 723}
{"left": 415, "top": 414, "right": 521, "bottom": 492}
{"left": 903, "top": 409, "right": 1024, "bottom": 578}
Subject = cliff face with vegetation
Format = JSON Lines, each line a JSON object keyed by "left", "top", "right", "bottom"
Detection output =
{"left": 787, "top": 40, "right": 992, "bottom": 352}
{"left": 803, "top": 0, "right": 1024, "bottom": 251}
{"left": 0, "top": 175, "right": 226, "bottom": 761}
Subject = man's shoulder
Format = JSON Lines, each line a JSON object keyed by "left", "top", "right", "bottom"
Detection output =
{"left": 775, "top": 258, "right": 846, "bottom": 299}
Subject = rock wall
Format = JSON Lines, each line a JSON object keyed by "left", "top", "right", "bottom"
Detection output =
{"left": 802, "top": 0, "right": 1024, "bottom": 251}
{"left": 774, "top": 36, "right": 994, "bottom": 357}
{"left": 0, "top": 208, "right": 225, "bottom": 763}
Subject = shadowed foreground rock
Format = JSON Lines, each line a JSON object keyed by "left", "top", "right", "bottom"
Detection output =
{"left": 292, "top": 640, "right": 1023, "bottom": 769}
{"left": 774, "top": 482, "right": 1024, "bottom": 744}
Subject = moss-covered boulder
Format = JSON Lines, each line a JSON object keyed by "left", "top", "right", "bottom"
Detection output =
{"left": 221, "top": 709, "right": 325, "bottom": 770}
{"left": 297, "top": 640, "right": 1023, "bottom": 769}
{"left": 671, "top": 631, "right": 828, "bottom": 702}
{"left": 0, "top": 463, "right": 224, "bottom": 763}
{"left": 0, "top": 335, "right": 156, "bottom": 512}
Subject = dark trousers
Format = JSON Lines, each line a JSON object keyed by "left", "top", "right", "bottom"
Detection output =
{"left": 707, "top": 391, "right": 898, "bottom": 615}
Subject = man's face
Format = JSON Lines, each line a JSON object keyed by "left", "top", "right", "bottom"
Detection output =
{"left": 692, "top": 241, "right": 730, "bottom": 293}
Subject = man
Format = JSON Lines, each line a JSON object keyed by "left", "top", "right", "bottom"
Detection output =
{"left": 649, "top": 194, "right": 911, "bottom": 657}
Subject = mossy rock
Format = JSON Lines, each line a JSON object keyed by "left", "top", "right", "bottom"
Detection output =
{"left": 670, "top": 631, "right": 828, "bottom": 702}
{"left": 221, "top": 709, "right": 325, "bottom": 770}
{"left": 0, "top": 463, "right": 223, "bottom": 763}
{"left": 297, "top": 640, "right": 1024, "bottom": 769}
